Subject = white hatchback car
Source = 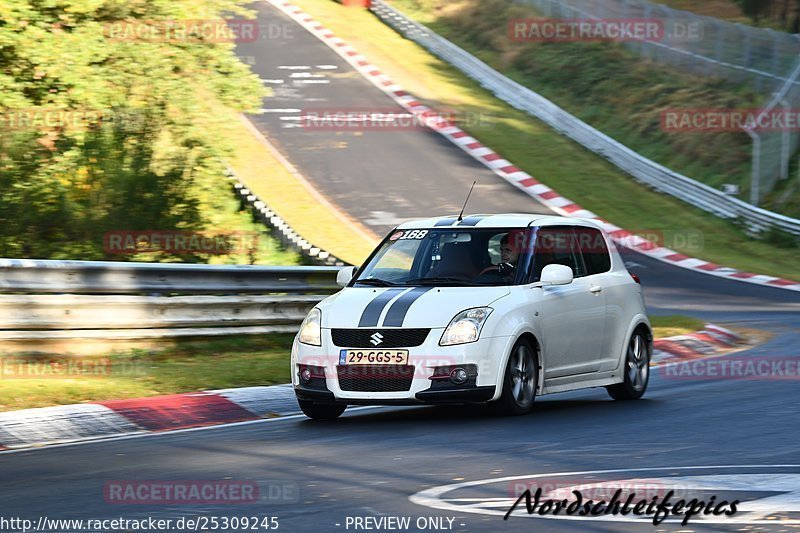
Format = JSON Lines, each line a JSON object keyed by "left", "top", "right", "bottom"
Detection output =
{"left": 292, "top": 214, "right": 652, "bottom": 419}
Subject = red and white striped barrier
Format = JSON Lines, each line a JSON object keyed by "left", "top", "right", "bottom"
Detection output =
{"left": 652, "top": 324, "right": 745, "bottom": 366}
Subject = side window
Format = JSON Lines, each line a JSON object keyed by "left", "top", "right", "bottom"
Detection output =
{"left": 529, "top": 226, "right": 587, "bottom": 281}
{"left": 575, "top": 227, "right": 611, "bottom": 276}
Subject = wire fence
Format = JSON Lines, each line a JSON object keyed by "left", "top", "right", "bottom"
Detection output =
{"left": 513, "top": 0, "right": 800, "bottom": 203}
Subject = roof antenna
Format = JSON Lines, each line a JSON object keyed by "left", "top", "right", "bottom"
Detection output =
{"left": 457, "top": 181, "right": 476, "bottom": 222}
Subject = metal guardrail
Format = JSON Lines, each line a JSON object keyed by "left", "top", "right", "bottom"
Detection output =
{"left": 371, "top": 1, "right": 800, "bottom": 236}
{"left": 226, "top": 169, "right": 348, "bottom": 267}
{"left": 0, "top": 259, "right": 340, "bottom": 353}
{"left": 0, "top": 294, "right": 322, "bottom": 330}
{"left": 0, "top": 258, "right": 340, "bottom": 295}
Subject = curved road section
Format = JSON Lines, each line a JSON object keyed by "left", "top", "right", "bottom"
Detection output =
{"left": 0, "top": 3, "right": 797, "bottom": 533}
{"left": 237, "top": 1, "right": 548, "bottom": 232}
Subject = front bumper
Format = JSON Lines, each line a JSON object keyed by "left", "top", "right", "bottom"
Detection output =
{"left": 294, "top": 383, "right": 496, "bottom": 405}
{"left": 291, "top": 329, "right": 512, "bottom": 404}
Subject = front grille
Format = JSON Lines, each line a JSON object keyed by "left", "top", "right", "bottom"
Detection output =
{"left": 331, "top": 329, "right": 430, "bottom": 348}
{"left": 337, "top": 365, "right": 415, "bottom": 392}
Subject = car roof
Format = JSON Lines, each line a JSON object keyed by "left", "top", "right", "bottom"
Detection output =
{"left": 396, "top": 213, "right": 604, "bottom": 230}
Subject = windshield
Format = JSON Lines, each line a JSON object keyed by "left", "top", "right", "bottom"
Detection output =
{"left": 353, "top": 227, "right": 535, "bottom": 287}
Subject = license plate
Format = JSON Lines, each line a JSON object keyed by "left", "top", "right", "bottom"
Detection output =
{"left": 339, "top": 349, "right": 409, "bottom": 365}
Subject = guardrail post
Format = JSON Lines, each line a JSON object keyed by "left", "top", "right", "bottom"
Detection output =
{"left": 748, "top": 130, "right": 762, "bottom": 205}
{"left": 781, "top": 98, "right": 791, "bottom": 181}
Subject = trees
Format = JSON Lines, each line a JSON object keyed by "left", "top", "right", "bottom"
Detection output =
{"left": 733, "top": 0, "right": 800, "bottom": 31}
{"left": 0, "top": 0, "right": 264, "bottom": 259}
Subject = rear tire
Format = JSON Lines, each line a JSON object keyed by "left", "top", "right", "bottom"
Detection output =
{"left": 607, "top": 329, "right": 650, "bottom": 401}
{"left": 298, "top": 399, "right": 346, "bottom": 420}
{"left": 496, "top": 339, "right": 538, "bottom": 415}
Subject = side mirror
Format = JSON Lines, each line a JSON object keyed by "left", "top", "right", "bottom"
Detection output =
{"left": 539, "top": 264, "right": 573, "bottom": 286}
{"left": 336, "top": 266, "right": 357, "bottom": 287}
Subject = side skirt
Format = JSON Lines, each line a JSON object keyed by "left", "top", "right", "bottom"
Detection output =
{"left": 540, "top": 371, "right": 622, "bottom": 395}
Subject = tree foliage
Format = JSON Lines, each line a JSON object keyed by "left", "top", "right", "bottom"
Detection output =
{"left": 0, "top": 0, "right": 264, "bottom": 259}
{"left": 732, "top": 0, "right": 800, "bottom": 30}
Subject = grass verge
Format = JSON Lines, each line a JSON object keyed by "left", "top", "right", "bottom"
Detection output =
{"left": 207, "top": 99, "right": 378, "bottom": 266}
{"left": 0, "top": 316, "right": 708, "bottom": 412}
{"left": 288, "top": 0, "right": 798, "bottom": 280}
{"left": 650, "top": 315, "right": 706, "bottom": 338}
{"left": 0, "top": 335, "right": 294, "bottom": 412}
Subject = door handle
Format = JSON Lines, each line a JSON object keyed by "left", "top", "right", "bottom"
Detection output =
{"left": 589, "top": 285, "right": 603, "bottom": 294}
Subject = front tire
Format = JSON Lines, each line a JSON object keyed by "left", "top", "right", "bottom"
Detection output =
{"left": 607, "top": 329, "right": 650, "bottom": 401}
{"left": 298, "top": 399, "right": 347, "bottom": 420}
{"left": 496, "top": 339, "right": 538, "bottom": 415}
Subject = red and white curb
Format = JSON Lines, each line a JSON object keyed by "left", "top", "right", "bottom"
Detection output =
{"left": 265, "top": 0, "right": 799, "bottom": 292}
{"left": 0, "top": 385, "right": 297, "bottom": 450}
{"left": 652, "top": 324, "right": 746, "bottom": 366}
{"left": 0, "top": 325, "right": 748, "bottom": 451}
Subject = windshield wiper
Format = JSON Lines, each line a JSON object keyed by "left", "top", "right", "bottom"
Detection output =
{"left": 354, "top": 278, "right": 398, "bottom": 286}
{"left": 405, "top": 277, "right": 477, "bottom": 286}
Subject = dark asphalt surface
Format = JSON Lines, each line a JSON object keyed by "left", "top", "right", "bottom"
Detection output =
{"left": 1, "top": 2, "right": 798, "bottom": 532}
{"left": 237, "top": 1, "right": 546, "bottom": 235}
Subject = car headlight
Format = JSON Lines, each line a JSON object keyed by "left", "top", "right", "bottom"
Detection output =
{"left": 299, "top": 308, "right": 322, "bottom": 346}
{"left": 440, "top": 307, "right": 493, "bottom": 346}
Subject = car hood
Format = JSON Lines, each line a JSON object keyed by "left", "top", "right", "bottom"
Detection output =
{"left": 318, "top": 286, "right": 511, "bottom": 329}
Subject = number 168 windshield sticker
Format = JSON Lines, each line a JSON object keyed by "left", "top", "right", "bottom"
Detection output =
{"left": 390, "top": 230, "right": 429, "bottom": 241}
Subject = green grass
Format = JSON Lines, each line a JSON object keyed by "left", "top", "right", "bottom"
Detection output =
{"left": 390, "top": 0, "right": 774, "bottom": 205}
{"left": 212, "top": 98, "right": 379, "bottom": 266}
{"left": 0, "top": 335, "right": 294, "bottom": 412}
{"left": 0, "top": 316, "right": 709, "bottom": 412}
{"left": 391, "top": 0, "right": 800, "bottom": 218}
{"left": 289, "top": 0, "right": 799, "bottom": 280}
{"left": 650, "top": 315, "right": 706, "bottom": 338}
{"left": 658, "top": 0, "right": 798, "bottom": 30}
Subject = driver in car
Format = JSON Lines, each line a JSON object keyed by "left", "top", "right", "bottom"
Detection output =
{"left": 478, "top": 233, "right": 521, "bottom": 279}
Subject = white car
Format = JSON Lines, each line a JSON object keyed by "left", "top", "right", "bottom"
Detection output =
{"left": 292, "top": 214, "right": 652, "bottom": 419}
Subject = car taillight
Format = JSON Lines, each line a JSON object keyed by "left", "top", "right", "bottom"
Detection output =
{"left": 631, "top": 273, "right": 641, "bottom": 284}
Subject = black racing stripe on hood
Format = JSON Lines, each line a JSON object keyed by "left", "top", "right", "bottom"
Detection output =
{"left": 358, "top": 288, "right": 406, "bottom": 327}
{"left": 382, "top": 287, "right": 434, "bottom": 327}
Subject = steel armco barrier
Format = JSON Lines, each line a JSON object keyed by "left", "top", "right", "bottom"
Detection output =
{"left": 0, "top": 259, "right": 341, "bottom": 352}
{"left": 0, "top": 258, "right": 340, "bottom": 295}
{"left": 370, "top": 1, "right": 800, "bottom": 236}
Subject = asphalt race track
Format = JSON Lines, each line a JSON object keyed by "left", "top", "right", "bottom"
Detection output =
{"left": 237, "top": 1, "right": 548, "bottom": 233}
{"left": 1, "top": 3, "right": 799, "bottom": 532}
